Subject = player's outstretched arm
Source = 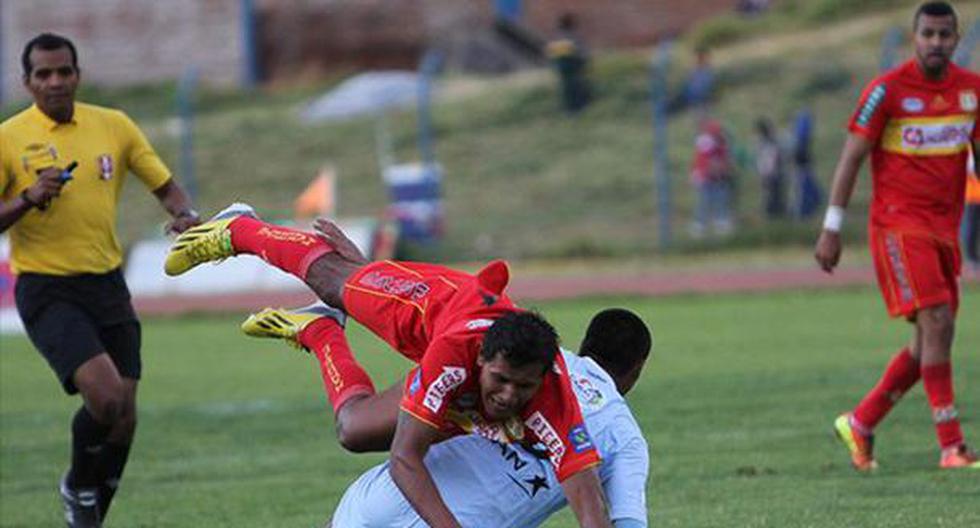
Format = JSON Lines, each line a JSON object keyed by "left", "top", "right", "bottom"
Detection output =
{"left": 561, "top": 467, "right": 614, "bottom": 528}
{"left": 389, "top": 411, "right": 462, "bottom": 528}
{"left": 815, "top": 133, "right": 873, "bottom": 274}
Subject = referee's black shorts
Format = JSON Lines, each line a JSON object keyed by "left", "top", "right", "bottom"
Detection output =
{"left": 15, "top": 268, "right": 141, "bottom": 395}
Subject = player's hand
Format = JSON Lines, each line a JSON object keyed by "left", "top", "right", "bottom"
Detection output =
{"left": 313, "top": 218, "right": 369, "bottom": 265}
{"left": 166, "top": 210, "right": 202, "bottom": 235}
{"left": 814, "top": 230, "right": 842, "bottom": 274}
{"left": 26, "top": 166, "right": 67, "bottom": 205}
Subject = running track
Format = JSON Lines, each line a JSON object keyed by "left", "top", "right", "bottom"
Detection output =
{"left": 130, "top": 264, "right": 960, "bottom": 316}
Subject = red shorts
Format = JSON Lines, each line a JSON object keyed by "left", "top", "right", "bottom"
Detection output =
{"left": 870, "top": 229, "right": 961, "bottom": 318}
{"left": 340, "top": 260, "right": 474, "bottom": 363}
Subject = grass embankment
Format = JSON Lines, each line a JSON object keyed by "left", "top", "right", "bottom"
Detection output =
{"left": 3, "top": 2, "right": 978, "bottom": 262}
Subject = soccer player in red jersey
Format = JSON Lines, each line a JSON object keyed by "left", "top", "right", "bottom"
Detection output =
{"left": 815, "top": 1, "right": 980, "bottom": 471}
{"left": 165, "top": 211, "right": 613, "bottom": 526}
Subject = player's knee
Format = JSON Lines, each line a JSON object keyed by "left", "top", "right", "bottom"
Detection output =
{"left": 112, "top": 407, "right": 137, "bottom": 442}
{"left": 919, "top": 305, "right": 955, "bottom": 333}
{"left": 334, "top": 419, "right": 370, "bottom": 453}
{"left": 89, "top": 395, "right": 123, "bottom": 425}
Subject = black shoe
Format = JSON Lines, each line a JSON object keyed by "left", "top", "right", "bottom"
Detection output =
{"left": 60, "top": 476, "right": 101, "bottom": 528}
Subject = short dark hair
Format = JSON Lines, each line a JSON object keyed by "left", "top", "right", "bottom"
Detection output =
{"left": 22, "top": 33, "right": 79, "bottom": 77}
{"left": 579, "top": 309, "right": 651, "bottom": 378}
{"left": 914, "top": 1, "right": 957, "bottom": 30}
{"left": 482, "top": 311, "right": 558, "bottom": 373}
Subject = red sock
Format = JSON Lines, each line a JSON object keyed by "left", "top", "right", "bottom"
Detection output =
{"left": 852, "top": 347, "right": 920, "bottom": 430}
{"left": 299, "top": 318, "right": 375, "bottom": 414}
{"left": 921, "top": 362, "right": 963, "bottom": 449}
{"left": 228, "top": 216, "right": 333, "bottom": 280}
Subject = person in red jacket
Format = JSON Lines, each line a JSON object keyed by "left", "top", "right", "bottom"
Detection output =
{"left": 815, "top": 1, "right": 980, "bottom": 471}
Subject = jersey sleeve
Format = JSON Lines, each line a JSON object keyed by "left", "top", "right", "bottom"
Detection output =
{"left": 848, "top": 79, "right": 890, "bottom": 141}
{"left": 0, "top": 129, "right": 11, "bottom": 198}
{"left": 399, "top": 335, "right": 473, "bottom": 430}
{"left": 525, "top": 354, "right": 602, "bottom": 482}
{"left": 116, "top": 111, "right": 172, "bottom": 190}
{"left": 603, "top": 432, "right": 649, "bottom": 525}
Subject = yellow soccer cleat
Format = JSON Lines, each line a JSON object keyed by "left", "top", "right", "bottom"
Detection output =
{"left": 939, "top": 444, "right": 980, "bottom": 469}
{"left": 834, "top": 413, "right": 878, "bottom": 472}
{"left": 241, "top": 303, "right": 346, "bottom": 349}
{"left": 164, "top": 203, "right": 255, "bottom": 276}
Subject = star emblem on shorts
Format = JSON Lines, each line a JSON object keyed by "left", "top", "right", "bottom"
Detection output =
{"left": 525, "top": 474, "right": 550, "bottom": 497}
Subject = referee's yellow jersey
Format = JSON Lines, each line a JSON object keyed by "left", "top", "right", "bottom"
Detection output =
{"left": 1, "top": 103, "right": 172, "bottom": 275}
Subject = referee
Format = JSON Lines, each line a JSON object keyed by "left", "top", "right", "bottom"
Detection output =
{"left": 0, "top": 34, "right": 200, "bottom": 527}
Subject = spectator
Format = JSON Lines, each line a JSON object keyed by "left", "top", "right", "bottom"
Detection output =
{"left": 546, "top": 12, "right": 591, "bottom": 114}
{"left": 792, "top": 107, "right": 822, "bottom": 218}
{"left": 689, "top": 117, "right": 735, "bottom": 238}
{"left": 754, "top": 117, "right": 787, "bottom": 218}
{"left": 686, "top": 48, "right": 715, "bottom": 111}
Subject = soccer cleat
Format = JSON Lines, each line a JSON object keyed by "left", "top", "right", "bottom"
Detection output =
{"left": 939, "top": 444, "right": 980, "bottom": 469}
{"left": 241, "top": 303, "right": 346, "bottom": 349}
{"left": 164, "top": 203, "right": 256, "bottom": 276}
{"left": 60, "top": 476, "right": 101, "bottom": 528}
{"left": 833, "top": 413, "right": 878, "bottom": 472}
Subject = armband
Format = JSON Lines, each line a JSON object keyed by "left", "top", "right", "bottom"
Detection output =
{"left": 822, "top": 205, "right": 845, "bottom": 232}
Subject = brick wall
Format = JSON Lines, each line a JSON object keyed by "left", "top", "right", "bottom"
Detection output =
{"left": 2, "top": 0, "right": 739, "bottom": 102}
{"left": 1, "top": 0, "right": 243, "bottom": 104}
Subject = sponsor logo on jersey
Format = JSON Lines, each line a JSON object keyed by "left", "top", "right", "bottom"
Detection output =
{"left": 960, "top": 90, "right": 977, "bottom": 111}
{"left": 857, "top": 84, "right": 886, "bottom": 127}
{"left": 423, "top": 366, "right": 467, "bottom": 413}
{"left": 408, "top": 368, "right": 422, "bottom": 396}
{"left": 357, "top": 271, "right": 431, "bottom": 302}
{"left": 572, "top": 375, "right": 604, "bottom": 409}
{"left": 568, "top": 424, "right": 594, "bottom": 453}
{"left": 97, "top": 154, "right": 114, "bottom": 180}
{"left": 930, "top": 94, "right": 951, "bottom": 111}
{"left": 526, "top": 411, "right": 565, "bottom": 468}
{"left": 446, "top": 409, "right": 524, "bottom": 442}
{"left": 881, "top": 115, "right": 974, "bottom": 155}
{"left": 901, "top": 97, "right": 924, "bottom": 113}
{"left": 465, "top": 318, "right": 494, "bottom": 330}
{"left": 21, "top": 143, "right": 58, "bottom": 172}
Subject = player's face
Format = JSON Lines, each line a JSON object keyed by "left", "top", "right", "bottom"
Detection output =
{"left": 24, "top": 46, "right": 79, "bottom": 122}
{"left": 913, "top": 14, "right": 958, "bottom": 77}
{"left": 477, "top": 353, "right": 546, "bottom": 421}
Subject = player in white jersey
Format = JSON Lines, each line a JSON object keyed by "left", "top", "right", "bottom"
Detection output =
{"left": 329, "top": 308, "right": 652, "bottom": 528}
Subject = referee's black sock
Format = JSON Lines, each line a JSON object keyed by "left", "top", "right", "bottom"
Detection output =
{"left": 97, "top": 441, "right": 131, "bottom": 519}
{"left": 66, "top": 406, "right": 111, "bottom": 490}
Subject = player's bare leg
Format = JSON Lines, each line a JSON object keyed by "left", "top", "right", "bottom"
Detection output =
{"left": 302, "top": 218, "right": 370, "bottom": 310}
{"left": 334, "top": 383, "right": 403, "bottom": 452}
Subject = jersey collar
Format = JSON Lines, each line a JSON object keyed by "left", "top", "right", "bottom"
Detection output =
{"left": 29, "top": 103, "right": 78, "bottom": 130}
{"left": 903, "top": 59, "right": 955, "bottom": 90}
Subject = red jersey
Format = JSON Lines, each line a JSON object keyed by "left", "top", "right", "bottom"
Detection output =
{"left": 343, "top": 260, "right": 600, "bottom": 482}
{"left": 848, "top": 60, "right": 980, "bottom": 240}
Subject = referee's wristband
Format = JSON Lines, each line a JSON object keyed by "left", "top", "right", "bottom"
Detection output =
{"left": 20, "top": 189, "right": 40, "bottom": 209}
{"left": 822, "top": 205, "right": 845, "bottom": 232}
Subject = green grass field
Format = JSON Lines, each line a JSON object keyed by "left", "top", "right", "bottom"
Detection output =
{"left": 2, "top": 286, "right": 978, "bottom": 527}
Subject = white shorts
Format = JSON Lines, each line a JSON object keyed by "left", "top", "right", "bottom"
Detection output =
{"left": 330, "top": 461, "right": 426, "bottom": 528}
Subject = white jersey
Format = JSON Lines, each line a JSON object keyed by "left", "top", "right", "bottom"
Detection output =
{"left": 331, "top": 350, "right": 649, "bottom": 527}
